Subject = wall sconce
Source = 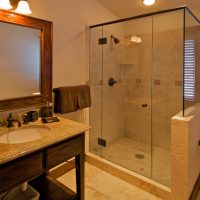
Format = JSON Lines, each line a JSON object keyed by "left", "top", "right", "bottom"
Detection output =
{"left": 0, "top": 0, "right": 12, "bottom": 10}
{"left": 0, "top": 0, "right": 32, "bottom": 15}
{"left": 15, "top": 0, "right": 32, "bottom": 14}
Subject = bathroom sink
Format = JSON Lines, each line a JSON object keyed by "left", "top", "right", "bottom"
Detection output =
{"left": 0, "top": 126, "right": 50, "bottom": 144}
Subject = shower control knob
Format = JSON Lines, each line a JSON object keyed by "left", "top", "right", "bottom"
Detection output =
{"left": 108, "top": 77, "right": 117, "bottom": 87}
{"left": 142, "top": 103, "right": 148, "bottom": 108}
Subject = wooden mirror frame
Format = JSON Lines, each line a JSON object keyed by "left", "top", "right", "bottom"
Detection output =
{"left": 0, "top": 9, "right": 52, "bottom": 111}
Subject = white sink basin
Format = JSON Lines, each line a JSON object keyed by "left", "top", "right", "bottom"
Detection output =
{"left": 0, "top": 126, "right": 50, "bottom": 144}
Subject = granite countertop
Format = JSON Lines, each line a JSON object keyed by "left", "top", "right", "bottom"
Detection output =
{"left": 0, "top": 117, "right": 90, "bottom": 165}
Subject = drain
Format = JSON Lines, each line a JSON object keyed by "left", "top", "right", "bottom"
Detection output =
{"left": 135, "top": 154, "right": 145, "bottom": 159}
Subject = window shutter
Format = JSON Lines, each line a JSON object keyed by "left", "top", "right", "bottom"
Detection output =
{"left": 184, "top": 40, "right": 195, "bottom": 101}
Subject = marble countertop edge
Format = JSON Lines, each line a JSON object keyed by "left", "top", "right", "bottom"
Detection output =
{"left": 0, "top": 117, "right": 91, "bottom": 165}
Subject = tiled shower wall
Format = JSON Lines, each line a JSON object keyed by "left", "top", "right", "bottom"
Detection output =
{"left": 90, "top": 28, "right": 184, "bottom": 151}
{"left": 152, "top": 29, "right": 183, "bottom": 150}
{"left": 122, "top": 28, "right": 183, "bottom": 150}
{"left": 101, "top": 31, "right": 125, "bottom": 145}
{"left": 122, "top": 33, "right": 152, "bottom": 145}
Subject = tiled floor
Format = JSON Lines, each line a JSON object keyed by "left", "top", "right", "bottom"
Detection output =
{"left": 91, "top": 137, "right": 171, "bottom": 186}
{"left": 57, "top": 163, "right": 162, "bottom": 200}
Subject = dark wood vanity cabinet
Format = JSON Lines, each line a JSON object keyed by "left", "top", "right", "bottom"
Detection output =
{"left": 0, "top": 133, "right": 85, "bottom": 200}
{"left": 45, "top": 135, "right": 82, "bottom": 169}
{"left": 0, "top": 152, "right": 43, "bottom": 193}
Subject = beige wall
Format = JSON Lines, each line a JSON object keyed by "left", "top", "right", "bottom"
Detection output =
{"left": 28, "top": 0, "right": 117, "bottom": 122}
{"left": 192, "top": 8, "right": 200, "bottom": 19}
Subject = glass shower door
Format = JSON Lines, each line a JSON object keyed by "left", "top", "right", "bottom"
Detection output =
{"left": 101, "top": 17, "right": 153, "bottom": 178}
{"left": 152, "top": 10, "right": 184, "bottom": 186}
{"left": 89, "top": 26, "right": 103, "bottom": 157}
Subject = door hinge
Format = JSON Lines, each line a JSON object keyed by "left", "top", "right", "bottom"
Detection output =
{"left": 98, "top": 37, "right": 107, "bottom": 45}
{"left": 98, "top": 138, "right": 107, "bottom": 147}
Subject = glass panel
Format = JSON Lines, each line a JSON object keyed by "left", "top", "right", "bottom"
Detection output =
{"left": 101, "top": 17, "right": 153, "bottom": 178}
{"left": 184, "top": 10, "right": 200, "bottom": 116}
{"left": 89, "top": 8, "right": 194, "bottom": 187}
{"left": 89, "top": 26, "right": 103, "bottom": 156}
{"left": 152, "top": 10, "right": 184, "bottom": 186}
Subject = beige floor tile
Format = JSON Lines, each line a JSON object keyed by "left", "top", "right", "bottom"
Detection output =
{"left": 57, "top": 163, "right": 162, "bottom": 200}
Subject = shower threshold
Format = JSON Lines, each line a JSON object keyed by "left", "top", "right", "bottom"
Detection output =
{"left": 86, "top": 151, "right": 171, "bottom": 199}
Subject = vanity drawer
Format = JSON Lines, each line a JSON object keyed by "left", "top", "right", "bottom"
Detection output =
{"left": 0, "top": 152, "right": 43, "bottom": 193}
{"left": 45, "top": 134, "right": 83, "bottom": 169}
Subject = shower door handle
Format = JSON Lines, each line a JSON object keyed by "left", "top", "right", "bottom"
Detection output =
{"left": 108, "top": 77, "right": 117, "bottom": 87}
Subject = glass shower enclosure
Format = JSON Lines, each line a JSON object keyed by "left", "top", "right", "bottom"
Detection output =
{"left": 89, "top": 7, "right": 200, "bottom": 187}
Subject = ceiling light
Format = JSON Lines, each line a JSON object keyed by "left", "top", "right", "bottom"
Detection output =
{"left": 0, "top": 0, "right": 12, "bottom": 10}
{"left": 15, "top": 0, "right": 32, "bottom": 15}
{"left": 143, "top": 0, "right": 155, "bottom": 6}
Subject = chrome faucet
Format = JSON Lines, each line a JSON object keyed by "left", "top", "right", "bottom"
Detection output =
{"left": 7, "top": 113, "right": 21, "bottom": 128}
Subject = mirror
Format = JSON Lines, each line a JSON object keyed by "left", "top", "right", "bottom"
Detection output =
{"left": 0, "top": 23, "right": 41, "bottom": 100}
{"left": 0, "top": 10, "right": 52, "bottom": 111}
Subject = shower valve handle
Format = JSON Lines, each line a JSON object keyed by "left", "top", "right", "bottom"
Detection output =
{"left": 108, "top": 77, "right": 117, "bottom": 87}
{"left": 142, "top": 103, "right": 148, "bottom": 108}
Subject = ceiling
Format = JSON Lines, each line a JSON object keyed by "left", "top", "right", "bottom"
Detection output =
{"left": 97, "top": 0, "right": 200, "bottom": 18}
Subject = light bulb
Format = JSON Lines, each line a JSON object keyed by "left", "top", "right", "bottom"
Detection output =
{"left": 130, "top": 36, "right": 143, "bottom": 44}
{"left": 0, "top": 0, "right": 12, "bottom": 10}
{"left": 131, "top": 36, "right": 137, "bottom": 42}
{"left": 136, "top": 37, "right": 142, "bottom": 43}
{"left": 143, "top": 0, "right": 155, "bottom": 6}
{"left": 15, "top": 0, "right": 32, "bottom": 15}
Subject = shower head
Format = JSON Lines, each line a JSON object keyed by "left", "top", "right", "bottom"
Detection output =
{"left": 111, "top": 35, "right": 120, "bottom": 44}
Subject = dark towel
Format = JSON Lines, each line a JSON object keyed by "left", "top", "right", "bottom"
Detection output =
{"left": 53, "top": 87, "right": 78, "bottom": 114}
{"left": 53, "top": 85, "right": 91, "bottom": 114}
{"left": 76, "top": 85, "right": 91, "bottom": 109}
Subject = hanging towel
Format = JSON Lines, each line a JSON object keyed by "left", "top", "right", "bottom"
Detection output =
{"left": 53, "top": 87, "right": 78, "bottom": 114}
{"left": 76, "top": 85, "right": 91, "bottom": 109}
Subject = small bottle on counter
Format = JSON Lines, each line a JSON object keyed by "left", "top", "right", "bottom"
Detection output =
{"left": 40, "top": 101, "right": 53, "bottom": 118}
